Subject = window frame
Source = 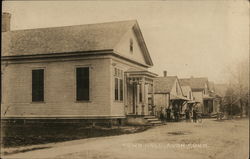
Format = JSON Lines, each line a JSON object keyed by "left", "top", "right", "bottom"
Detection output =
{"left": 139, "top": 84, "right": 142, "bottom": 103}
{"left": 31, "top": 68, "right": 45, "bottom": 103}
{"left": 176, "top": 83, "right": 178, "bottom": 95}
{"left": 129, "top": 38, "right": 133, "bottom": 53}
{"left": 114, "top": 67, "right": 124, "bottom": 102}
{"left": 115, "top": 77, "right": 119, "bottom": 101}
{"left": 75, "top": 66, "right": 90, "bottom": 102}
{"left": 119, "top": 78, "right": 123, "bottom": 101}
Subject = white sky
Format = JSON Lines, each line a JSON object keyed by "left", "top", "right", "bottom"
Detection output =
{"left": 3, "top": 1, "right": 249, "bottom": 84}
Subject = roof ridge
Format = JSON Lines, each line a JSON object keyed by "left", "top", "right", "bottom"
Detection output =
{"left": 10, "top": 19, "right": 137, "bottom": 32}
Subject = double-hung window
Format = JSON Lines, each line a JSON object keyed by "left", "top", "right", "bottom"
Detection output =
{"left": 139, "top": 85, "right": 142, "bottom": 102}
{"left": 32, "top": 69, "right": 44, "bottom": 102}
{"left": 76, "top": 67, "right": 90, "bottom": 101}
{"left": 114, "top": 68, "right": 123, "bottom": 101}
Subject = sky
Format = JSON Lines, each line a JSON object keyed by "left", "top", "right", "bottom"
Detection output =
{"left": 3, "top": 1, "right": 249, "bottom": 84}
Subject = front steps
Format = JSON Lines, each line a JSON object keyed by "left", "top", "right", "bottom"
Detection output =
{"left": 144, "top": 116, "right": 162, "bottom": 125}
{"left": 126, "top": 115, "right": 163, "bottom": 126}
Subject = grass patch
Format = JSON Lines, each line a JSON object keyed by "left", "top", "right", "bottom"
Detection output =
{"left": 1, "top": 123, "right": 151, "bottom": 148}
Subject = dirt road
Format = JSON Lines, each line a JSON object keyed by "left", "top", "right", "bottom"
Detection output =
{"left": 2, "top": 119, "right": 249, "bottom": 159}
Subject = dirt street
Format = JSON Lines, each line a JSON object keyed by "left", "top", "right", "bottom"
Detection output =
{"left": 2, "top": 119, "right": 249, "bottom": 159}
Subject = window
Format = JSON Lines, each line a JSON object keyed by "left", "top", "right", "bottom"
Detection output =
{"left": 176, "top": 84, "right": 178, "bottom": 95}
{"left": 76, "top": 67, "right": 89, "bottom": 101}
{"left": 130, "top": 39, "right": 133, "bottom": 53}
{"left": 115, "top": 78, "right": 119, "bottom": 100}
{"left": 32, "top": 69, "right": 44, "bottom": 102}
{"left": 120, "top": 79, "right": 123, "bottom": 100}
{"left": 139, "top": 85, "right": 142, "bottom": 102}
{"left": 114, "top": 68, "right": 123, "bottom": 101}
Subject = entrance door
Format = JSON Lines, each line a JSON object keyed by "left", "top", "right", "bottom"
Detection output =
{"left": 127, "top": 83, "right": 136, "bottom": 114}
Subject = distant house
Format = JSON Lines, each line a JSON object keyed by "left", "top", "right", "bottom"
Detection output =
{"left": 152, "top": 73, "right": 187, "bottom": 117}
{"left": 213, "top": 83, "right": 229, "bottom": 113}
{"left": 180, "top": 85, "right": 195, "bottom": 114}
{"left": 208, "top": 82, "right": 222, "bottom": 114}
{"left": 179, "top": 77, "right": 217, "bottom": 115}
{"left": 1, "top": 13, "right": 157, "bottom": 124}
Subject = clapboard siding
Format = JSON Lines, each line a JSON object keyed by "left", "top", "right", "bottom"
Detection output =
{"left": 1, "top": 58, "right": 112, "bottom": 117}
{"left": 110, "top": 58, "right": 147, "bottom": 116}
{"left": 192, "top": 91, "right": 203, "bottom": 103}
{"left": 154, "top": 93, "right": 170, "bottom": 110}
{"left": 192, "top": 91, "right": 204, "bottom": 112}
{"left": 114, "top": 29, "right": 147, "bottom": 66}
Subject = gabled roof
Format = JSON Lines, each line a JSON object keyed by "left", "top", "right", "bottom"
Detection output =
{"left": 181, "top": 85, "right": 191, "bottom": 97}
{"left": 154, "top": 76, "right": 177, "bottom": 93}
{"left": 2, "top": 20, "right": 153, "bottom": 66}
{"left": 179, "top": 79, "right": 190, "bottom": 87}
{"left": 179, "top": 77, "right": 208, "bottom": 91}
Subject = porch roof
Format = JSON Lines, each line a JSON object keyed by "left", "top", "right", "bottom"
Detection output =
{"left": 170, "top": 94, "right": 189, "bottom": 101}
{"left": 203, "top": 95, "right": 214, "bottom": 100}
{"left": 125, "top": 70, "right": 158, "bottom": 78}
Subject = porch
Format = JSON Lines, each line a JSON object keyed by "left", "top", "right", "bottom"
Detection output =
{"left": 203, "top": 96, "right": 215, "bottom": 115}
{"left": 124, "top": 70, "right": 157, "bottom": 117}
{"left": 170, "top": 95, "right": 189, "bottom": 121}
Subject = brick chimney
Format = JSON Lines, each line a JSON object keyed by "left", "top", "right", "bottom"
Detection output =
{"left": 2, "top": 12, "right": 11, "bottom": 32}
{"left": 163, "top": 71, "right": 167, "bottom": 77}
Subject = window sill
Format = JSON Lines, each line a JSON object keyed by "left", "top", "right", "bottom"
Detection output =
{"left": 75, "top": 100, "right": 92, "bottom": 103}
{"left": 31, "top": 101, "right": 45, "bottom": 104}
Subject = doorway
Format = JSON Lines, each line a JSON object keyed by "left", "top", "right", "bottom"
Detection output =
{"left": 127, "top": 83, "right": 137, "bottom": 114}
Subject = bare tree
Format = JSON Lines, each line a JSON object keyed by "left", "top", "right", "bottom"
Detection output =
{"left": 223, "top": 58, "right": 249, "bottom": 118}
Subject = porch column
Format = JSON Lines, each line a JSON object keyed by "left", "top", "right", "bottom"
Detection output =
{"left": 124, "top": 74, "right": 128, "bottom": 115}
{"left": 141, "top": 78, "right": 145, "bottom": 115}
{"left": 136, "top": 83, "right": 140, "bottom": 115}
{"left": 213, "top": 99, "right": 216, "bottom": 113}
{"left": 151, "top": 83, "right": 155, "bottom": 115}
{"left": 145, "top": 84, "right": 149, "bottom": 115}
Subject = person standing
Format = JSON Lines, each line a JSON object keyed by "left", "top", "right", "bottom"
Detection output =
{"left": 166, "top": 108, "right": 171, "bottom": 121}
{"left": 159, "top": 107, "right": 164, "bottom": 122}
{"left": 193, "top": 108, "right": 197, "bottom": 123}
{"left": 185, "top": 109, "right": 190, "bottom": 122}
{"left": 173, "top": 105, "right": 179, "bottom": 122}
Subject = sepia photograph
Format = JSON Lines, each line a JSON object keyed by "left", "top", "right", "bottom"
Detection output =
{"left": 1, "top": 1, "right": 249, "bottom": 159}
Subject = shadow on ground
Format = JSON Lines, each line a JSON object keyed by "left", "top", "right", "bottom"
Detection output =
{"left": 167, "top": 131, "right": 192, "bottom": 135}
{"left": 3, "top": 146, "right": 52, "bottom": 155}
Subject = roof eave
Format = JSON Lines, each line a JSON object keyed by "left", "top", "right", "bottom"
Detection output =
{"left": 1, "top": 49, "right": 114, "bottom": 61}
{"left": 133, "top": 21, "right": 154, "bottom": 66}
{"left": 192, "top": 88, "right": 205, "bottom": 92}
{"left": 2, "top": 49, "right": 152, "bottom": 69}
